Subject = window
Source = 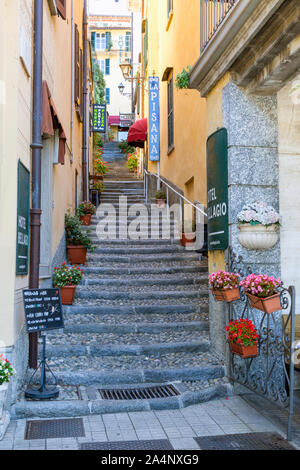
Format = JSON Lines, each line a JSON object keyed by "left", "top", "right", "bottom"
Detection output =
{"left": 105, "top": 88, "right": 110, "bottom": 104}
{"left": 105, "top": 58, "right": 110, "bottom": 75}
{"left": 95, "top": 33, "right": 106, "bottom": 51}
{"left": 168, "top": 75, "right": 174, "bottom": 151}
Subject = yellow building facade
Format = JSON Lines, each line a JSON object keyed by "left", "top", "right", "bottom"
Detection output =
{"left": 0, "top": 0, "right": 93, "bottom": 414}
{"left": 141, "top": 0, "right": 207, "bottom": 207}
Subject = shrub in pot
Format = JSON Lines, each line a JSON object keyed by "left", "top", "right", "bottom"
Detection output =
{"left": 227, "top": 318, "right": 259, "bottom": 358}
{"left": 53, "top": 262, "right": 83, "bottom": 305}
{"left": 240, "top": 274, "right": 282, "bottom": 314}
{"left": 0, "top": 355, "right": 14, "bottom": 441}
{"left": 180, "top": 219, "right": 196, "bottom": 246}
{"left": 65, "top": 212, "right": 94, "bottom": 265}
{"left": 126, "top": 153, "right": 138, "bottom": 173}
{"left": 237, "top": 201, "right": 280, "bottom": 250}
{"left": 94, "top": 157, "right": 109, "bottom": 178}
{"left": 209, "top": 271, "right": 240, "bottom": 302}
{"left": 154, "top": 190, "right": 166, "bottom": 208}
{"left": 76, "top": 201, "right": 96, "bottom": 226}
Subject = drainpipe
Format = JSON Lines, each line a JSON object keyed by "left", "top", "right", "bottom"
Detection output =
{"left": 70, "top": 0, "right": 74, "bottom": 161}
{"left": 82, "top": 0, "right": 88, "bottom": 201}
{"left": 131, "top": 12, "right": 134, "bottom": 114}
{"left": 29, "top": 0, "right": 43, "bottom": 369}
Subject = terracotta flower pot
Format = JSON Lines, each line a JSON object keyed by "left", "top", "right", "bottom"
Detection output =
{"left": 155, "top": 199, "right": 166, "bottom": 208}
{"left": 180, "top": 233, "right": 196, "bottom": 247}
{"left": 246, "top": 292, "right": 281, "bottom": 314}
{"left": 80, "top": 214, "right": 92, "bottom": 226}
{"left": 67, "top": 246, "right": 87, "bottom": 265}
{"left": 230, "top": 341, "right": 258, "bottom": 359}
{"left": 60, "top": 286, "right": 76, "bottom": 305}
{"left": 212, "top": 288, "right": 240, "bottom": 303}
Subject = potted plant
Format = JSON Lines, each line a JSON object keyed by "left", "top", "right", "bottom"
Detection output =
{"left": 237, "top": 201, "right": 280, "bottom": 250}
{"left": 126, "top": 153, "right": 138, "bottom": 173}
{"left": 108, "top": 130, "right": 114, "bottom": 142}
{"left": 76, "top": 201, "right": 96, "bottom": 226}
{"left": 227, "top": 319, "right": 259, "bottom": 358}
{"left": 118, "top": 141, "right": 127, "bottom": 154}
{"left": 65, "top": 212, "right": 94, "bottom": 265}
{"left": 209, "top": 271, "right": 241, "bottom": 302}
{"left": 0, "top": 355, "right": 14, "bottom": 441}
{"left": 154, "top": 190, "right": 166, "bottom": 208}
{"left": 94, "top": 157, "right": 109, "bottom": 179}
{"left": 240, "top": 273, "right": 282, "bottom": 314}
{"left": 180, "top": 219, "right": 196, "bottom": 246}
{"left": 53, "top": 262, "right": 83, "bottom": 305}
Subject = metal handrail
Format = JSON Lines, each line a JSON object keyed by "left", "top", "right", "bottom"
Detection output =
{"left": 200, "top": 0, "right": 238, "bottom": 53}
{"left": 144, "top": 169, "right": 207, "bottom": 217}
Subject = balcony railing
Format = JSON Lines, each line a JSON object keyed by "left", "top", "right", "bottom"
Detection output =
{"left": 200, "top": 0, "right": 238, "bottom": 53}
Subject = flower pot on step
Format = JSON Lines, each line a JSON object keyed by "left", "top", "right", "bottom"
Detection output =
{"left": 67, "top": 246, "right": 87, "bottom": 265}
{"left": 60, "top": 286, "right": 77, "bottom": 305}
{"left": 246, "top": 292, "right": 281, "bottom": 314}
{"left": 0, "top": 383, "right": 10, "bottom": 441}
{"left": 230, "top": 342, "right": 258, "bottom": 358}
{"left": 180, "top": 233, "right": 196, "bottom": 247}
{"left": 212, "top": 288, "right": 240, "bottom": 303}
{"left": 80, "top": 214, "right": 92, "bottom": 226}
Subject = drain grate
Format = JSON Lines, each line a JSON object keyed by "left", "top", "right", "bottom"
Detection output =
{"left": 25, "top": 418, "right": 85, "bottom": 440}
{"left": 98, "top": 384, "right": 180, "bottom": 400}
{"left": 194, "top": 433, "right": 296, "bottom": 450}
{"left": 80, "top": 440, "right": 174, "bottom": 450}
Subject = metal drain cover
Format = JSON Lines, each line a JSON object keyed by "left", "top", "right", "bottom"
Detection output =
{"left": 25, "top": 418, "right": 85, "bottom": 440}
{"left": 194, "top": 433, "right": 296, "bottom": 450}
{"left": 98, "top": 384, "right": 180, "bottom": 400}
{"left": 80, "top": 440, "right": 174, "bottom": 450}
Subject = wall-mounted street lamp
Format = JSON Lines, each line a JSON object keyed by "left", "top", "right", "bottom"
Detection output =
{"left": 118, "top": 82, "right": 132, "bottom": 98}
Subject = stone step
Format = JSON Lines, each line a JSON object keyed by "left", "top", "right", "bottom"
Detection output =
{"left": 80, "top": 275, "right": 207, "bottom": 287}
{"left": 86, "top": 254, "right": 200, "bottom": 263}
{"left": 74, "top": 288, "right": 208, "bottom": 301}
{"left": 51, "top": 320, "right": 209, "bottom": 335}
{"left": 88, "top": 238, "right": 182, "bottom": 245}
{"left": 91, "top": 245, "right": 187, "bottom": 255}
{"left": 82, "top": 265, "right": 207, "bottom": 275}
{"left": 12, "top": 381, "right": 231, "bottom": 419}
{"left": 63, "top": 304, "right": 207, "bottom": 316}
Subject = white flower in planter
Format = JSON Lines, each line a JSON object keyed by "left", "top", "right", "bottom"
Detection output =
{"left": 237, "top": 201, "right": 280, "bottom": 250}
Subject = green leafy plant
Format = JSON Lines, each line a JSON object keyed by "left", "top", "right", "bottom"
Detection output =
{"left": 93, "top": 181, "right": 104, "bottom": 193}
{"left": 53, "top": 262, "right": 83, "bottom": 288}
{"left": 126, "top": 153, "right": 138, "bottom": 172}
{"left": 91, "top": 59, "right": 106, "bottom": 105}
{"left": 0, "top": 355, "right": 14, "bottom": 385}
{"left": 125, "top": 145, "right": 136, "bottom": 155}
{"left": 94, "top": 158, "right": 109, "bottom": 175}
{"left": 108, "top": 130, "right": 114, "bottom": 141}
{"left": 175, "top": 66, "right": 191, "bottom": 89}
{"left": 154, "top": 190, "right": 166, "bottom": 200}
{"left": 65, "top": 212, "right": 94, "bottom": 251}
{"left": 76, "top": 201, "right": 96, "bottom": 218}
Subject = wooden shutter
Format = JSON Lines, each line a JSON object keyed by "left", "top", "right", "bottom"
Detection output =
{"left": 74, "top": 24, "right": 80, "bottom": 105}
{"left": 80, "top": 48, "right": 83, "bottom": 121}
{"left": 57, "top": 0, "right": 67, "bottom": 20}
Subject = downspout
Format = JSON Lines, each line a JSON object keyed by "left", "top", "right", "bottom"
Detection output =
{"left": 70, "top": 0, "right": 74, "bottom": 161}
{"left": 82, "top": 0, "right": 88, "bottom": 201}
{"left": 131, "top": 12, "right": 134, "bottom": 114}
{"left": 29, "top": 0, "right": 43, "bottom": 369}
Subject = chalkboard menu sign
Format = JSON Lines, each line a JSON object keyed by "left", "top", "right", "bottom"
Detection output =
{"left": 22, "top": 289, "right": 64, "bottom": 333}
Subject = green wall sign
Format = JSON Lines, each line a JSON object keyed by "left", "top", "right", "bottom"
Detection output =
{"left": 207, "top": 128, "right": 229, "bottom": 251}
{"left": 16, "top": 160, "right": 30, "bottom": 275}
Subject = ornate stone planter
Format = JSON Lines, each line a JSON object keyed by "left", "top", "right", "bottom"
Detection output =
{"left": 238, "top": 223, "right": 279, "bottom": 250}
{"left": 0, "top": 383, "right": 10, "bottom": 441}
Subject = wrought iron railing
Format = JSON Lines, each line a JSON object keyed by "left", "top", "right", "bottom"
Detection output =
{"left": 200, "top": 0, "right": 239, "bottom": 53}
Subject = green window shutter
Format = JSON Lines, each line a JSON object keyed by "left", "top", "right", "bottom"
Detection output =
{"left": 91, "top": 32, "right": 95, "bottom": 49}
{"left": 105, "top": 58, "right": 110, "bottom": 75}
{"left": 143, "top": 19, "right": 148, "bottom": 76}
{"left": 106, "top": 32, "right": 112, "bottom": 50}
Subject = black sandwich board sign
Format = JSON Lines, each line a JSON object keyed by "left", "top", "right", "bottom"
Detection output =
{"left": 207, "top": 128, "right": 229, "bottom": 251}
{"left": 22, "top": 289, "right": 64, "bottom": 333}
{"left": 92, "top": 104, "right": 106, "bottom": 132}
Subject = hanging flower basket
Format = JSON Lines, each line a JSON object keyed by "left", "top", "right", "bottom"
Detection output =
{"left": 230, "top": 341, "right": 258, "bottom": 359}
{"left": 213, "top": 288, "right": 240, "bottom": 303}
{"left": 246, "top": 292, "right": 281, "bottom": 314}
{"left": 240, "top": 274, "right": 282, "bottom": 314}
{"left": 209, "top": 271, "right": 241, "bottom": 303}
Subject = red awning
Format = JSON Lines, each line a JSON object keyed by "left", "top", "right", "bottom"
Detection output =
{"left": 127, "top": 118, "right": 147, "bottom": 148}
{"left": 108, "top": 115, "right": 120, "bottom": 126}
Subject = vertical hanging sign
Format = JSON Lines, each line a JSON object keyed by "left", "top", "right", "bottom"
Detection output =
{"left": 16, "top": 160, "right": 30, "bottom": 275}
{"left": 149, "top": 77, "right": 160, "bottom": 162}
{"left": 92, "top": 104, "right": 106, "bottom": 133}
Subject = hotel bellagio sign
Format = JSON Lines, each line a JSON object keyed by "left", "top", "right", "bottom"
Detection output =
{"left": 207, "top": 128, "right": 229, "bottom": 251}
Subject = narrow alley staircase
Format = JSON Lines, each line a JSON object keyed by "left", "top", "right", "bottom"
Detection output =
{"left": 13, "top": 180, "right": 230, "bottom": 419}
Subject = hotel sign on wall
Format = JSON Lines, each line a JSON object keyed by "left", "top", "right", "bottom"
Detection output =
{"left": 149, "top": 76, "right": 160, "bottom": 162}
{"left": 93, "top": 104, "right": 106, "bottom": 133}
{"left": 16, "top": 161, "right": 30, "bottom": 275}
{"left": 207, "top": 128, "right": 229, "bottom": 251}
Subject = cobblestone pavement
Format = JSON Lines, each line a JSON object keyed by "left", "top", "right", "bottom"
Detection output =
{"left": 1, "top": 396, "right": 296, "bottom": 450}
